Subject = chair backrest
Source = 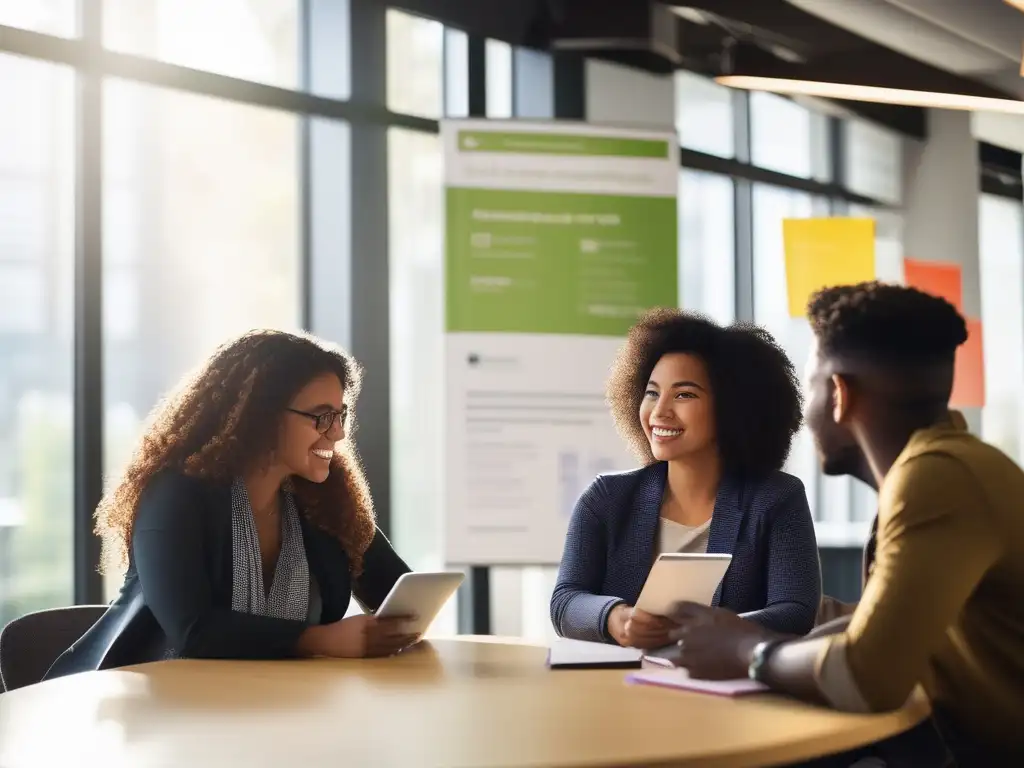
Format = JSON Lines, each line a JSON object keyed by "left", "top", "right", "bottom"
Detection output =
{"left": 0, "top": 605, "right": 106, "bottom": 692}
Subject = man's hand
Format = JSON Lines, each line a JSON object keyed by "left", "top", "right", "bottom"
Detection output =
{"left": 661, "top": 602, "right": 779, "bottom": 680}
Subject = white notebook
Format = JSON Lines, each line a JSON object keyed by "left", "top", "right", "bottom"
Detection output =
{"left": 547, "top": 638, "right": 643, "bottom": 669}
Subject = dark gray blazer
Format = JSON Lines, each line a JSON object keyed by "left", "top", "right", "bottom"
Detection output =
{"left": 550, "top": 462, "right": 821, "bottom": 642}
{"left": 45, "top": 470, "right": 409, "bottom": 679}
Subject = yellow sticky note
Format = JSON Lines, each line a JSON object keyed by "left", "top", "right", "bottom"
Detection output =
{"left": 783, "top": 218, "right": 876, "bottom": 318}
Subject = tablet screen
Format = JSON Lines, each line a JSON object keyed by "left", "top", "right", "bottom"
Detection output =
{"left": 376, "top": 572, "right": 465, "bottom": 635}
{"left": 634, "top": 554, "right": 732, "bottom": 616}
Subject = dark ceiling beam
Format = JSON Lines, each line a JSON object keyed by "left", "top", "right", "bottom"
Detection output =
{"left": 389, "top": 0, "right": 541, "bottom": 44}
{"left": 388, "top": 0, "right": 1020, "bottom": 141}
{"left": 665, "top": 0, "right": 870, "bottom": 54}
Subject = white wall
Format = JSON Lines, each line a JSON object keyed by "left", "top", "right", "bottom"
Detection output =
{"left": 585, "top": 59, "right": 675, "bottom": 128}
{"left": 902, "top": 109, "right": 983, "bottom": 432}
{"left": 972, "top": 112, "right": 1024, "bottom": 155}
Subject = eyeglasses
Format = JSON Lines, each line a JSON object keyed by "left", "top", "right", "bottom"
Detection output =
{"left": 287, "top": 405, "right": 348, "bottom": 435}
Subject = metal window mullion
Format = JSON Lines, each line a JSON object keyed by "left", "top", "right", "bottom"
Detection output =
{"left": 298, "top": 0, "right": 313, "bottom": 330}
{"left": 457, "top": 32, "right": 491, "bottom": 637}
{"left": 73, "top": 0, "right": 104, "bottom": 605}
{"left": 733, "top": 89, "right": 754, "bottom": 324}
{"left": 346, "top": 0, "right": 390, "bottom": 540}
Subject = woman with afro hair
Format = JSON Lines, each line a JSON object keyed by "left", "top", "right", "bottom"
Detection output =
{"left": 550, "top": 309, "right": 821, "bottom": 648}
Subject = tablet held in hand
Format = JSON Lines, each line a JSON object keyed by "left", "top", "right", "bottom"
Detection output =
{"left": 634, "top": 553, "right": 732, "bottom": 616}
{"left": 376, "top": 572, "right": 466, "bottom": 636}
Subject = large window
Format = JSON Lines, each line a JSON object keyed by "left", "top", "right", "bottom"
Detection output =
{"left": 751, "top": 185, "right": 830, "bottom": 520}
{"left": 675, "top": 72, "right": 734, "bottom": 159}
{"left": 385, "top": 10, "right": 456, "bottom": 635}
{"left": 679, "top": 170, "right": 735, "bottom": 323}
{"left": 387, "top": 128, "right": 444, "bottom": 565}
{"left": 979, "top": 193, "right": 1024, "bottom": 463}
{"left": 0, "top": 0, "right": 76, "bottom": 36}
{"left": 101, "top": 81, "right": 302, "bottom": 592}
{"left": 443, "top": 28, "right": 469, "bottom": 118}
{"left": 750, "top": 92, "right": 830, "bottom": 181}
{"left": 386, "top": 127, "right": 456, "bottom": 633}
{"left": 845, "top": 118, "right": 903, "bottom": 206}
{"left": 485, "top": 39, "right": 513, "bottom": 118}
{"left": 0, "top": 55, "right": 75, "bottom": 627}
{"left": 385, "top": 8, "right": 443, "bottom": 119}
{"left": 103, "top": 0, "right": 300, "bottom": 89}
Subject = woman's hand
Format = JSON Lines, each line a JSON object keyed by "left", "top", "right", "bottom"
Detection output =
{"left": 607, "top": 604, "right": 675, "bottom": 649}
{"left": 298, "top": 614, "right": 420, "bottom": 659}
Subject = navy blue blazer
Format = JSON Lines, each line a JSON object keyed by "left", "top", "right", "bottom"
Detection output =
{"left": 550, "top": 463, "right": 821, "bottom": 642}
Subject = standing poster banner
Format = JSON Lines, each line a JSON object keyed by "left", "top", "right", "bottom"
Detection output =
{"left": 442, "top": 120, "right": 679, "bottom": 565}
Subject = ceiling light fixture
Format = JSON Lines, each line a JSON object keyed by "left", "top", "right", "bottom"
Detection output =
{"left": 1004, "top": 0, "right": 1024, "bottom": 11}
{"left": 715, "top": 76, "right": 1024, "bottom": 115}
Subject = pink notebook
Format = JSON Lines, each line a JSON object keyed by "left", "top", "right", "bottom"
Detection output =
{"left": 628, "top": 668, "right": 768, "bottom": 697}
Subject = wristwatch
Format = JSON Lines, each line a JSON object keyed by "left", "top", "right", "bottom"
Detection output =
{"left": 747, "top": 639, "right": 784, "bottom": 683}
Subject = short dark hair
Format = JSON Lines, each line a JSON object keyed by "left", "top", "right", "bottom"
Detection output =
{"left": 806, "top": 281, "right": 968, "bottom": 364}
{"left": 606, "top": 309, "right": 803, "bottom": 477}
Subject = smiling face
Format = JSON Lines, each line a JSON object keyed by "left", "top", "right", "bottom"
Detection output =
{"left": 638, "top": 352, "right": 716, "bottom": 463}
{"left": 276, "top": 372, "right": 346, "bottom": 483}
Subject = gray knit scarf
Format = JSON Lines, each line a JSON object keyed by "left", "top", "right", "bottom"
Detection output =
{"left": 230, "top": 478, "right": 310, "bottom": 621}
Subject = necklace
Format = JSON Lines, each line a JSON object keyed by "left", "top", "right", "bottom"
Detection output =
{"left": 253, "top": 495, "right": 280, "bottom": 517}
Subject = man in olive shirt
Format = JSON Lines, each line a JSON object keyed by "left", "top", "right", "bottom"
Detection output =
{"left": 665, "top": 283, "right": 1024, "bottom": 764}
{"left": 814, "top": 410, "right": 968, "bottom": 629}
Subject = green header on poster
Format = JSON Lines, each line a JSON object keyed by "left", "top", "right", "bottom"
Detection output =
{"left": 446, "top": 187, "right": 677, "bottom": 336}
{"left": 456, "top": 130, "right": 670, "bottom": 158}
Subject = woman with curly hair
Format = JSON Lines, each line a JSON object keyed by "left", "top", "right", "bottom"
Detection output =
{"left": 46, "top": 330, "right": 418, "bottom": 679}
{"left": 550, "top": 309, "right": 821, "bottom": 648}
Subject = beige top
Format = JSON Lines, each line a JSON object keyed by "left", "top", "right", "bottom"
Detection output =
{"left": 657, "top": 516, "right": 712, "bottom": 555}
{"left": 0, "top": 636, "right": 930, "bottom": 768}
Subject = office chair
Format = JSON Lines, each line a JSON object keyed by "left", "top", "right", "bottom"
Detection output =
{"left": 0, "top": 605, "right": 105, "bottom": 692}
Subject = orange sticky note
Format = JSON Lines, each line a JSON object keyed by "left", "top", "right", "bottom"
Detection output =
{"left": 783, "top": 218, "right": 876, "bottom": 318}
{"left": 903, "top": 259, "right": 963, "bottom": 311}
{"left": 950, "top": 318, "right": 985, "bottom": 408}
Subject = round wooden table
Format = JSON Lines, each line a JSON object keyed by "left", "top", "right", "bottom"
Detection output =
{"left": 0, "top": 636, "right": 929, "bottom": 768}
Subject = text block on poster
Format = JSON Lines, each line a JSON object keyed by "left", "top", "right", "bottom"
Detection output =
{"left": 783, "top": 218, "right": 876, "bottom": 318}
{"left": 951, "top": 317, "right": 986, "bottom": 408}
{"left": 903, "top": 258, "right": 964, "bottom": 311}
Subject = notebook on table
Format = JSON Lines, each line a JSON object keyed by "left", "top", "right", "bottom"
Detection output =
{"left": 627, "top": 668, "right": 768, "bottom": 696}
{"left": 547, "top": 638, "right": 644, "bottom": 669}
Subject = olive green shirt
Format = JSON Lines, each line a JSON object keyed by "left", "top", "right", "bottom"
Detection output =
{"left": 817, "top": 423, "right": 1024, "bottom": 749}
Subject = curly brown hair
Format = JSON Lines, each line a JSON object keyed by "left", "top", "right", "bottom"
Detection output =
{"left": 96, "top": 329, "right": 377, "bottom": 575}
{"left": 607, "top": 309, "right": 803, "bottom": 477}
